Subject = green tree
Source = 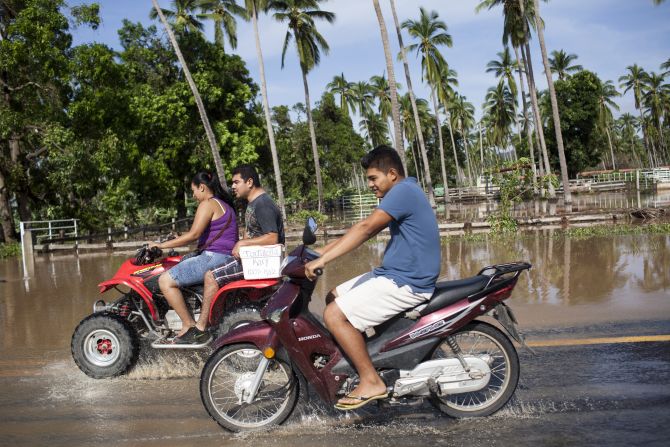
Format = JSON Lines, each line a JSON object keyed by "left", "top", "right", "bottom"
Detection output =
{"left": 483, "top": 81, "right": 516, "bottom": 157}
{"left": 548, "top": 49, "right": 582, "bottom": 80}
{"left": 543, "top": 70, "right": 605, "bottom": 177}
{"left": 150, "top": 0, "right": 228, "bottom": 187}
{"left": 0, "top": 0, "right": 94, "bottom": 241}
{"left": 272, "top": 0, "right": 335, "bottom": 212}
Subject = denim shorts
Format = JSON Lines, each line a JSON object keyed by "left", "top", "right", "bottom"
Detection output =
{"left": 168, "top": 251, "right": 235, "bottom": 287}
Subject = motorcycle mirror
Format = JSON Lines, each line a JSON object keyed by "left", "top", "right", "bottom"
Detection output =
{"left": 303, "top": 217, "right": 318, "bottom": 245}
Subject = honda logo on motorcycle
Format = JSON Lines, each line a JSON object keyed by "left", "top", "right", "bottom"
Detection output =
{"left": 409, "top": 320, "right": 446, "bottom": 339}
{"left": 298, "top": 334, "right": 322, "bottom": 342}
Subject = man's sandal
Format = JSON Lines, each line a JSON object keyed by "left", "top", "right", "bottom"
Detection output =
{"left": 334, "top": 392, "right": 389, "bottom": 410}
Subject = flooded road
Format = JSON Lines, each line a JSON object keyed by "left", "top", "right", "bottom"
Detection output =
{"left": 1, "top": 229, "right": 669, "bottom": 445}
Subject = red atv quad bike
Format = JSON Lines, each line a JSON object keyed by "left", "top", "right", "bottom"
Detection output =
{"left": 71, "top": 246, "right": 279, "bottom": 379}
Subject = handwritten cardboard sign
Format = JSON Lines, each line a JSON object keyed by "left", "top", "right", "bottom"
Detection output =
{"left": 239, "top": 244, "right": 283, "bottom": 279}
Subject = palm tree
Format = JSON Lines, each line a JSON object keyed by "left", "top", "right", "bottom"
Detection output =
{"left": 483, "top": 81, "right": 516, "bottom": 158}
{"left": 548, "top": 49, "right": 582, "bottom": 80}
{"left": 486, "top": 47, "right": 519, "bottom": 99}
{"left": 150, "top": 0, "right": 228, "bottom": 186}
{"left": 478, "top": 0, "right": 555, "bottom": 198}
{"left": 351, "top": 80, "right": 375, "bottom": 144}
{"left": 389, "top": 0, "right": 435, "bottom": 208}
{"left": 597, "top": 80, "right": 621, "bottom": 170}
{"left": 662, "top": 58, "right": 670, "bottom": 76}
{"left": 243, "top": 0, "right": 286, "bottom": 221}
{"left": 403, "top": 7, "right": 452, "bottom": 198}
{"left": 361, "top": 113, "right": 389, "bottom": 147}
{"left": 530, "top": 0, "right": 571, "bottom": 204}
{"left": 370, "top": 74, "right": 405, "bottom": 166}
{"left": 436, "top": 64, "right": 463, "bottom": 187}
{"left": 619, "top": 64, "right": 651, "bottom": 164}
{"left": 200, "top": 0, "right": 247, "bottom": 51}
{"left": 451, "top": 94, "right": 476, "bottom": 185}
{"left": 486, "top": 46, "right": 520, "bottom": 158}
{"left": 372, "top": 0, "right": 403, "bottom": 160}
{"left": 272, "top": 0, "right": 335, "bottom": 212}
{"left": 642, "top": 71, "right": 669, "bottom": 160}
{"left": 150, "top": 0, "right": 207, "bottom": 33}
{"left": 326, "top": 73, "right": 355, "bottom": 117}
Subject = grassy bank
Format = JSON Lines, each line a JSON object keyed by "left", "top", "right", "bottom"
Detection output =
{"left": 441, "top": 222, "right": 670, "bottom": 244}
{"left": 0, "top": 242, "right": 21, "bottom": 259}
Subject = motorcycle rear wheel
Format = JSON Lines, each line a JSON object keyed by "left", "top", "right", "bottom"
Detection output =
{"left": 71, "top": 312, "right": 140, "bottom": 379}
{"left": 429, "top": 321, "right": 519, "bottom": 418}
{"left": 200, "top": 343, "right": 298, "bottom": 432}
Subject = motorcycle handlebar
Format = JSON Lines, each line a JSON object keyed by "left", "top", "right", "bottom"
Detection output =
{"left": 314, "top": 268, "right": 323, "bottom": 276}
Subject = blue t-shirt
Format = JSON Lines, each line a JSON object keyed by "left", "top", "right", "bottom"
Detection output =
{"left": 373, "top": 177, "right": 441, "bottom": 293}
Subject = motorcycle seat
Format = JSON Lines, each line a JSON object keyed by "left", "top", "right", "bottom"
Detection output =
{"left": 419, "top": 275, "right": 489, "bottom": 316}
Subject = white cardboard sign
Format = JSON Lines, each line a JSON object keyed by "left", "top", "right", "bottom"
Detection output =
{"left": 239, "top": 244, "right": 283, "bottom": 279}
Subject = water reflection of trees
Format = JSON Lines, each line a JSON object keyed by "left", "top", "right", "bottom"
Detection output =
{"left": 439, "top": 231, "right": 667, "bottom": 306}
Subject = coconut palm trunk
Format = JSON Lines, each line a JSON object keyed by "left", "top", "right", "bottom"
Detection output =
{"left": 605, "top": 126, "right": 616, "bottom": 170}
{"left": 442, "top": 101, "right": 462, "bottom": 186}
{"left": 301, "top": 66, "right": 324, "bottom": 212}
{"left": 151, "top": 0, "right": 228, "bottom": 188}
{"left": 522, "top": 41, "right": 555, "bottom": 198}
{"left": 513, "top": 45, "right": 538, "bottom": 193}
{"left": 516, "top": 0, "right": 554, "bottom": 198}
{"left": 430, "top": 88, "right": 450, "bottom": 203}
{"left": 372, "top": 0, "right": 404, "bottom": 164}
{"left": 460, "top": 120, "right": 474, "bottom": 186}
{"left": 250, "top": 3, "right": 286, "bottom": 221}
{"left": 389, "top": 0, "right": 436, "bottom": 207}
{"left": 531, "top": 0, "right": 571, "bottom": 204}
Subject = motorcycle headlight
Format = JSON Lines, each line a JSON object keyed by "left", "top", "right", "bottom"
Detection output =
{"left": 279, "top": 256, "right": 296, "bottom": 275}
{"left": 268, "top": 306, "right": 287, "bottom": 324}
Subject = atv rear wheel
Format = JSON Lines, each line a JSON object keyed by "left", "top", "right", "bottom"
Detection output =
{"left": 71, "top": 312, "right": 140, "bottom": 379}
{"left": 217, "top": 306, "right": 262, "bottom": 336}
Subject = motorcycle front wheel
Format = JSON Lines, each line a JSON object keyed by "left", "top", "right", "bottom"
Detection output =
{"left": 429, "top": 321, "right": 519, "bottom": 418}
{"left": 200, "top": 343, "right": 299, "bottom": 432}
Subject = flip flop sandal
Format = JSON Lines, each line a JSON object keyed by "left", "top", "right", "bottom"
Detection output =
{"left": 334, "top": 392, "right": 389, "bottom": 410}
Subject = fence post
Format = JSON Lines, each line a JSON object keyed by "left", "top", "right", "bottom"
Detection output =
{"left": 124, "top": 225, "right": 128, "bottom": 240}
{"left": 172, "top": 217, "right": 176, "bottom": 231}
{"left": 20, "top": 222, "right": 34, "bottom": 279}
{"left": 73, "top": 219, "right": 78, "bottom": 249}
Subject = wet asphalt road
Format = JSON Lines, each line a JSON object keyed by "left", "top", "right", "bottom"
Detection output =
{"left": 1, "top": 320, "right": 669, "bottom": 447}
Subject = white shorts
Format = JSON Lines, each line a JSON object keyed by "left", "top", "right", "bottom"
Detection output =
{"left": 334, "top": 272, "right": 432, "bottom": 332}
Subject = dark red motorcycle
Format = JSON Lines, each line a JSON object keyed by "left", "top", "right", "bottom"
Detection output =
{"left": 71, "top": 246, "right": 279, "bottom": 378}
{"left": 199, "top": 219, "right": 532, "bottom": 431}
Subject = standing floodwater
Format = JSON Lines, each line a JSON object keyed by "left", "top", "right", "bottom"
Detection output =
{"left": 1, "top": 229, "right": 669, "bottom": 446}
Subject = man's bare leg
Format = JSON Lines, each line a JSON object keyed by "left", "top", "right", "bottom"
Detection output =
{"left": 324, "top": 301, "right": 387, "bottom": 404}
{"left": 159, "top": 272, "right": 195, "bottom": 337}
{"left": 195, "top": 271, "right": 219, "bottom": 332}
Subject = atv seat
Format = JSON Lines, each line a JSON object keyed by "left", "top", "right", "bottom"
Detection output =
{"left": 419, "top": 275, "right": 489, "bottom": 316}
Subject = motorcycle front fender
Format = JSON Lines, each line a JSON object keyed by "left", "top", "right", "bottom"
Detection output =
{"left": 492, "top": 303, "right": 536, "bottom": 354}
{"left": 210, "top": 320, "right": 278, "bottom": 352}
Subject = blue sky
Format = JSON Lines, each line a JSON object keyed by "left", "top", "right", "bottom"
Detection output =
{"left": 71, "top": 0, "right": 670, "bottom": 123}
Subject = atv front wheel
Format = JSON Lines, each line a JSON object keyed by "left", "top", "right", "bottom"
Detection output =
{"left": 217, "top": 306, "right": 262, "bottom": 336}
{"left": 71, "top": 312, "right": 140, "bottom": 379}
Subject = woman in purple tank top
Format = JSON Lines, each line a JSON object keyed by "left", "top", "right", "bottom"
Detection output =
{"left": 150, "top": 171, "right": 239, "bottom": 344}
